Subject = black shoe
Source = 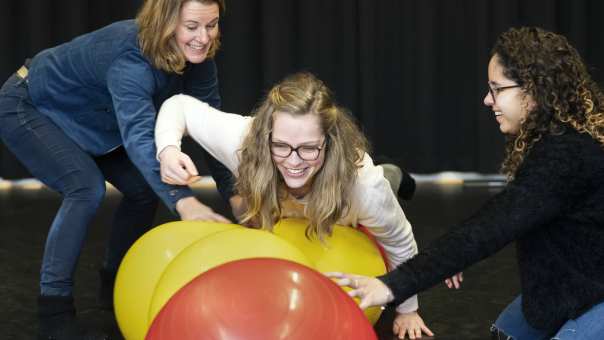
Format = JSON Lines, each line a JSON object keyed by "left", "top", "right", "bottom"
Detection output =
{"left": 98, "top": 268, "right": 116, "bottom": 311}
{"left": 373, "top": 155, "right": 416, "bottom": 200}
{"left": 399, "top": 167, "right": 416, "bottom": 200}
{"left": 38, "top": 295, "right": 110, "bottom": 340}
{"left": 490, "top": 324, "right": 510, "bottom": 340}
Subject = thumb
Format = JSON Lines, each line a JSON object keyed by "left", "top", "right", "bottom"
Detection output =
{"left": 358, "top": 296, "right": 372, "bottom": 310}
{"left": 180, "top": 155, "right": 199, "bottom": 176}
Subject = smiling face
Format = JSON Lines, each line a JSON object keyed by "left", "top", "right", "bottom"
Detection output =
{"left": 271, "top": 111, "right": 326, "bottom": 198}
{"left": 175, "top": 1, "right": 220, "bottom": 64}
{"left": 484, "top": 54, "right": 535, "bottom": 135}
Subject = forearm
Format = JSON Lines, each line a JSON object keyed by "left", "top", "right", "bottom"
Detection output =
{"left": 155, "top": 95, "right": 187, "bottom": 159}
{"left": 107, "top": 56, "right": 197, "bottom": 213}
{"left": 378, "top": 181, "right": 562, "bottom": 305}
{"left": 124, "top": 138, "right": 196, "bottom": 213}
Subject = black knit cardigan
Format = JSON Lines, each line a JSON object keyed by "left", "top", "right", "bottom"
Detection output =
{"left": 380, "top": 129, "right": 604, "bottom": 334}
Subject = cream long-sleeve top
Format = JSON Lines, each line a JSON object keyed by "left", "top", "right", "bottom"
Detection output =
{"left": 155, "top": 94, "right": 419, "bottom": 313}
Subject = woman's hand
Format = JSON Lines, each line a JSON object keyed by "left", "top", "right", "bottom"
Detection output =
{"left": 325, "top": 272, "right": 394, "bottom": 309}
{"left": 445, "top": 272, "right": 463, "bottom": 289}
{"left": 228, "top": 195, "right": 247, "bottom": 223}
{"left": 393, "top": 311, "right": 434, "bottom": 339}
{"left": 176, "top": 196, "right": 231, "bottom": 223}
{"left": 158, "top": 146, "right": 200, "bottom": 185}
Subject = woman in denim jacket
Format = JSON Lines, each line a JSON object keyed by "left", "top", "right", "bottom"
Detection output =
{"left": 0, "top": 1, "right": 236, "bottom": 338}
{"left": 330, "top": 27, "right": 604, "bottom": 340}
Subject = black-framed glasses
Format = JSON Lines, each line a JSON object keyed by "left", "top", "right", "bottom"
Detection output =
{"left": 270, "top": 139, "right": 326, "bottom": 161}
{"left": 488, "top": 83, "right": 521, "bottom": 104}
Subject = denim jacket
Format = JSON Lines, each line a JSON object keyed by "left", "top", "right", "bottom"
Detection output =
{"left": 26, "top": 20, "right": 226, "bottom": 211}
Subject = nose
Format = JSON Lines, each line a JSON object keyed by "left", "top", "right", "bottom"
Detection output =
{"left": 284, "top": 150, "right": 304, "bottom": 166}
{"left": 197, "top": 28, "right": 209, "bottom": 44}
{"left": 484, "top": 90, "right": 494, "bottom": 107}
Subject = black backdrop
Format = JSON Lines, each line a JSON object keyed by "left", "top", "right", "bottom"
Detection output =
{"left": 1, "top": 0, "right": 603, "bottom": 178}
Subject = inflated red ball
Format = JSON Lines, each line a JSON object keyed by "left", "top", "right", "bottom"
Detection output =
{"left": 146, "top": 258, "right": 377, "bottom": 340}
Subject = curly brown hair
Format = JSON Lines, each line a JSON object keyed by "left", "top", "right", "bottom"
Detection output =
{"left": 492, "top": 27, "right": 604, "bottom": 178}
{"left": 236, "top": 72, "right": 369, "bottom": 241}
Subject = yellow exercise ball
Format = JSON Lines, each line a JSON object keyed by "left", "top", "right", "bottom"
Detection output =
{"left": 273, "top": 218, "right": 387, "bottom": 324}
{"left": 148, "top": 227, "right": 313, "bottom": 325}
{"left": 114, "top": 221, "right": 240, "bottom": 340}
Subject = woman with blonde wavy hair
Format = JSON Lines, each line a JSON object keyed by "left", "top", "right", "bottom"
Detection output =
{"left": 156, "top": 72, "right": 434, "bottom": 339}
{"left": 330, "top": 27, "right": 604, "bottom": 340}
{"left": 0, "top": 0, "right": 238, "bottom": 338}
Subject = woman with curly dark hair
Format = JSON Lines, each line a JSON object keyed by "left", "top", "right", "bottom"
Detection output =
{"left": 330, "top": 27, "right": 604, "bottom": 339}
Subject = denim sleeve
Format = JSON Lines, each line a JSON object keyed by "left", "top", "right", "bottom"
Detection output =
{"left": 184, "top": 60, "right": 236, "bottom": 201}
{"left": 107, "top": 52, "right": 194, "bottom": 214}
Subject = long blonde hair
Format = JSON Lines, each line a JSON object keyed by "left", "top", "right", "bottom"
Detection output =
{"left": 492, "top": 27, "right": 604, "bottom": 178}
{"left": 237, "top": 72, "right": 369, "bottom": 240}
{"left": 136, "top": 0, "right": 225, "bottom": 74}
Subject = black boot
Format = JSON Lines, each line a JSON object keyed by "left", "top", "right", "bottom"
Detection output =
{"left": 98, "top": 267, "right": 116, "bottom": 311}
{"left": 37, "top": 295, "right": 109, "bottom": 340}
{"left": 398, "top": 168, "right": 416, "bottom": 200}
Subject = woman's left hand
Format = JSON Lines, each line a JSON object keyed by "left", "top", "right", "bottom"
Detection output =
{"left": 158, "top": 145, "right": 199, "bottom": 185}
{"left": 392, "top": 311, "right": 434, "bottom": 339}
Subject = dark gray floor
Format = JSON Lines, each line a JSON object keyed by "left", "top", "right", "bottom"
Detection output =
{"left": 0, "top": 181, "right": 518, "bottom": 340}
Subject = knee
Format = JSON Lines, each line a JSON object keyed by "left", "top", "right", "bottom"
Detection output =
{"left": 61, "top": 170, "right": 106, "bottom": 206}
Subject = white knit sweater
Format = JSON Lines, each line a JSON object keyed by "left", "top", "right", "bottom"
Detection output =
{"left": 155, "top": 94, "right": 419, "bottom": 313}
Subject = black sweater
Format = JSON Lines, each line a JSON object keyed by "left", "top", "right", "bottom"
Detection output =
{"left": 379, "top": 129, "right": 604, "bottom": 334}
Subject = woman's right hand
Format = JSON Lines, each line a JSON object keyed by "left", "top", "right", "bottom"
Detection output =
{"left": 158, "top": 146, "right": 200, "bottom": 185}
{"left": 176, "top": 196, "right": 232, "bottom": 223}
{"left": 445, "top": 272, "right": 463, "bottom": 289}
{"left": 325, "top": 272, "right": 394, "bottom": 309}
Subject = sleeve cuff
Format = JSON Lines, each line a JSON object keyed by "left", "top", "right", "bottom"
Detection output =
{"left": 155, "top": 139, "right": 182, "bottom": 160}
{"left": 162, "top": 186, "right": 195, "bottom": 215}
{"left": 395, "top": 295, "right": 418, "bottom": 314}
{"left": 377, "top": 265, "right": 418, "bottom": 307}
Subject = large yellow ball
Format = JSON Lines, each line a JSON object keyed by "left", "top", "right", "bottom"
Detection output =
{"left": 147, "top": 227, "right": 313, "bottom": 324}
{"left": 273, "top": 218, "right": 387, "bottom": 324}
{"left": 114, "top": 221, "right": 240, "bottom": 340}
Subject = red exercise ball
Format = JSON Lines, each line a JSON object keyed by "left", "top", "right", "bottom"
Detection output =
{"left": 146, "top": 258, "right": 377, "bottom": 340}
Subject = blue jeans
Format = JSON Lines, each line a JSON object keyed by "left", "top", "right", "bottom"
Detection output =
{"left": 0, "top": 71, "right": 158, "bottom": 297}
{"left": 492, "top": 295, "right": 604, "bottom": 340}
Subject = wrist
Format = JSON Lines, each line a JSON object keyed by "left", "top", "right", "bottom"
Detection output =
{"left": 158, "top": 145, "right": 180, "bottom": 161}
{"left": 385, "top": 286, "right": 394, "bottom": 302}
{"left": 175, "top": 196, "right": 196, "bottom": 213}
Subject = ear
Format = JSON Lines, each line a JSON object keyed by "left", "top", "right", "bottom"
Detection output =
{"left": 526, "top": 95, "right": 537, "bottom": 111}
{"left": 521, "top": 93, "right": 537, "bottom": 118}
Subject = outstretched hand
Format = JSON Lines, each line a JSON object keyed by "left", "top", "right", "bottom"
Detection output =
{"left": 445, "top": 272, "right": 463, "bottom": 289}
{"left": 393, "top": 311, "right": 434, "bottom": 339}
{"left": 176, "top": 197, "right": 232, "bottom": 223}
{"left": 325, "top": 272, "right": 394, "bottom": 309}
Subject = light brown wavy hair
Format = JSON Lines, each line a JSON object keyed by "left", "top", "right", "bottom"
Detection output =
{"left": 492, "top": 27, "right": 604, "bottom": 178}
{"left": 237, "top": 72, "right": 369, "bottom": 240}
{"left": 136, "top": 0, "right": 225, "bottom": 74}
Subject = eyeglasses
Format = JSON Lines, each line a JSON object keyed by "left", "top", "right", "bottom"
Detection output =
{"left": 488, "top": 83, "right": 521, "bottom": 104}
{"left": 270, "top": 139, "right": 326, "bottom": 161}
